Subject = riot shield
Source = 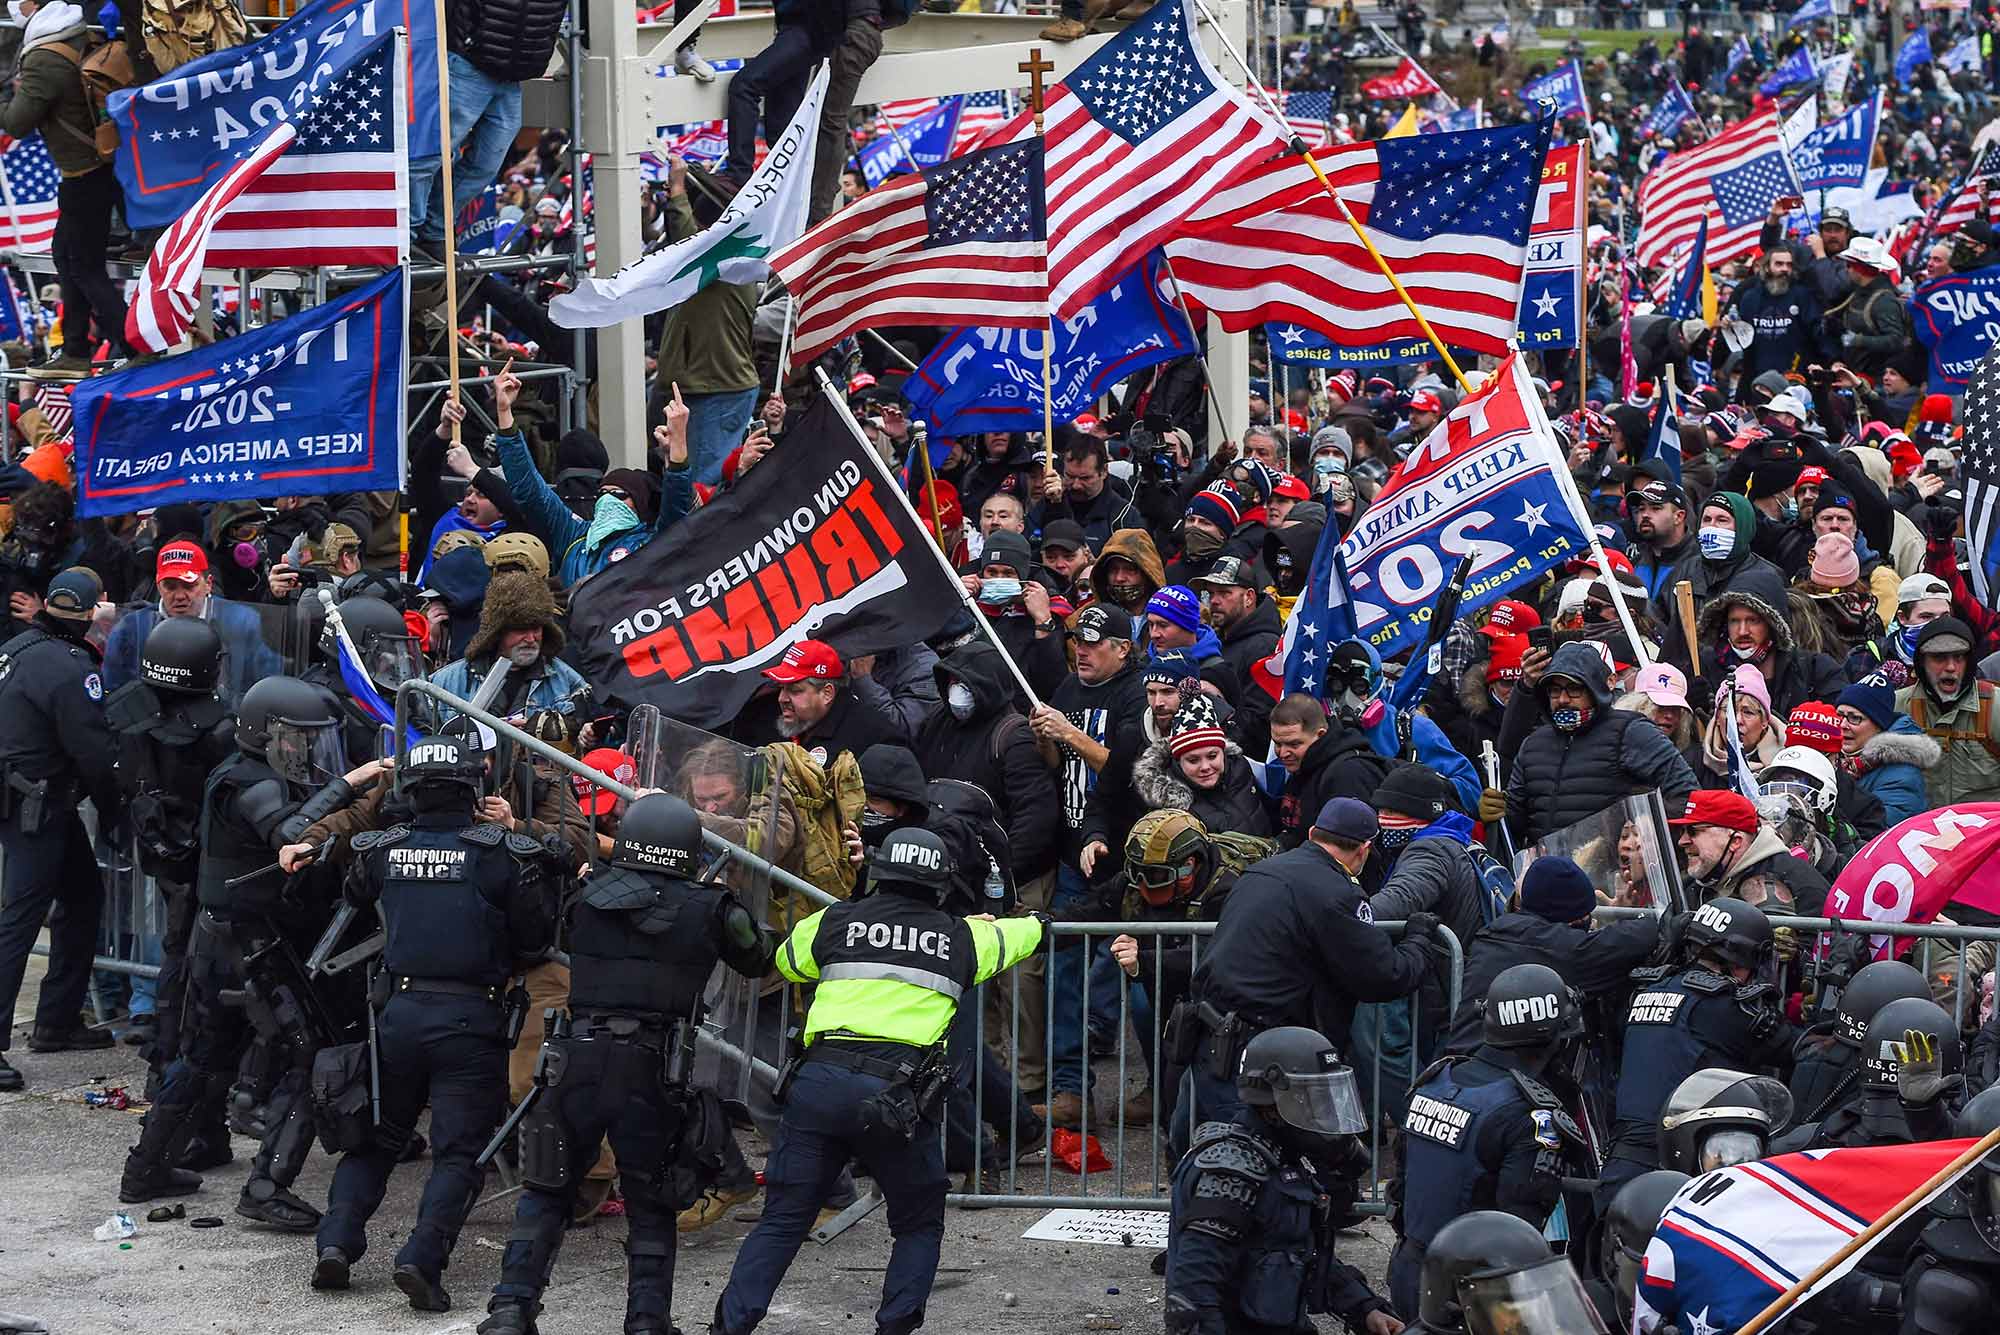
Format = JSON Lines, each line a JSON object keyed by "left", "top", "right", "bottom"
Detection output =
{"left": 1512, "top": 790, "right": 1684, "bottom": 914}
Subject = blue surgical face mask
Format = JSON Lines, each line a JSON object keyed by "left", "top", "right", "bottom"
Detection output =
{"left": 1697, "top": 526, "right": 1736, "bottom": 561}
{"left": 977, "top": 577, "right": 1023, "bottom": 606}
{"left": 1778, "top": 499, "right": 1800, "bottom": 524}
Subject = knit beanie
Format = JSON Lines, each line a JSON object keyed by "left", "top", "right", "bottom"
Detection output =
{"left": 1168, "top": 695, "right": 1227, "bottom": 759}
{"left": 1372, "top": 763, "right": 1459, "bottom": 821}
{"left": 1785, "top": 701, "right": 1844, "bottom": 755}
{"left": 1809, "top": 532, "right": 1860, "bottom": 588}
{"left": 1724, "top": 662, "right": 1773, "bottom": 716}
{"left": 1146, "top": 584, "right": 1204, "bottom": 634}
{"left": 1519, "top": 856, "right": 1598, "bottom": 922}
{"left": 1185, "top": 487, "right": 1242, "bottom": 535}
{"left": 1837, "top": 678, "right": 1898, "bottom": 732}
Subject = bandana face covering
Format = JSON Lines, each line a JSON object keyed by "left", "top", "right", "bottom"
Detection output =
{"left": 1552, "top": 706, "right": 1591, "bottom": 732}
{"left": 587, "top": 494, "right": 639, "bottom": 551}
{"left": 1376, "top": 825, "right": 1416, "bottom": 854}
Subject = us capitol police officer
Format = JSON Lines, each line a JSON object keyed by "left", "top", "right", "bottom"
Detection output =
{"left": 310, "top": 733, "right": 559, "bottom": 1313}
{"left": 710, "top": 827, "right": 1045, "bottom": 1335}
{"left": 0, "top": 568, "right": 125, "bottom": 1093}
{"left": 479, "top": 793, "right": 775, "bottom": 1335}
{"left": 1388, "top": 964, "right": 1594, "bottom": 1320}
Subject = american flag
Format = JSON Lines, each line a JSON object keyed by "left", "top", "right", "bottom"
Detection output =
{"left": 33, "top": 380, "right": 71, "bottom": 439}
{"left": 1249, "top": 476, "right": 1359, "bottom": 702}
{"left": 880, "top": 96, "right": 943, "bottom": 123}
{"left": 128, "top": 36, "right": 405, "bottom": 352}
{"left": 770, "top": 138, "right": 1048, "bottom": 367}
{"left": 1636, "top": 108, "right": 1789, "bottom": 272}
{"left": 953, "top": 91, "right": 1013, "bottom": 154}
{"left": 1961, "top": 347, "right": 2000, "bottom": 606}
{"left": 0, "top": 133, "right": 59, "bottom": 252}
{"left": 1933, "top": 145, "right": 2000, "bottom": 237}
{"left": 1039, "top": 0, "right": 1283, "bottom": 317}
{"left": 1261, "top": 87, "right": 1333, "bottom": 148}
{"left": 1166, "top": 119, "right": 1550, "bottom": 358}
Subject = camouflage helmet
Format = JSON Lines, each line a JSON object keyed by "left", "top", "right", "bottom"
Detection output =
{"left": 1125, "top": 809, "right": 1215, "bottom": 906}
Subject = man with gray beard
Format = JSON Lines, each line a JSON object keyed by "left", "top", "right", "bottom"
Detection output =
{"left": 429, "top": 573, "right": 592, "bottom": 726}
{"left": 1726, "top": 248, "right": 1833, "bottom": 386}
{"left": 754, "top": 638, "right": 905, "bottom": 769}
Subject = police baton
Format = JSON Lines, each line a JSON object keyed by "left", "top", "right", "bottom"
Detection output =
{"left": 476, "top": 1080, "right": 541, "bottom": 1170}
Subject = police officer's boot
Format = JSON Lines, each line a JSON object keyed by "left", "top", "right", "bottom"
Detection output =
{"left": 475, "top": 1300, "right": 539, "bottom": 1335}
{"left": 624, "top": 1235, "right": 676, "bottom": 1335}
{"left": 236, "top": 1097, "right": 320, "bottom": 1230}
{"left": 120, "top": 1109, "right": 203, "bottom": 1203}
{"left": 310, "top": 1247, "right": 351, "bottom": 1291}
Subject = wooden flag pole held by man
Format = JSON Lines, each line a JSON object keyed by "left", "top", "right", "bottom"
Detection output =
{"left": 1186, "top": 0, "right": 1470, "bottom": 392}
{"left": 911, "top": 418, "right": 948, "bottom": 551}
{"left": 1020, "top": 45, "right": 1058, "bottom": 483}
{"left": 434, "top": 0, "right": 461, "bottom": 443}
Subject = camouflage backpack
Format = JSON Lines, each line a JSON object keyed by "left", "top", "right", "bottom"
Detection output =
{"left": 765, "top": 741, "right": 865, "bottom": 914}
{"left": 141, "top": 0, "right": 248, "bottom": 75}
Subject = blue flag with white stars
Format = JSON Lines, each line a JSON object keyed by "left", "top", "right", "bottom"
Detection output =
{"left": 70, "top": 270, "right": 407, "bottom": 517}
{"left": 1712, "top": 149, "right": 1798, "bottom": 227}
{"left": 1520, "top": 61, "right": 1587, "bottom": 119}
{"left": 923, "top": 139, "right": 1046, "bottom": 248}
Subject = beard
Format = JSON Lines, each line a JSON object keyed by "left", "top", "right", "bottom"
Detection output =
{"left": 505, "top": 643, "right": 541, "bottom": 669}
{"left": 1764, "top": 273, "right": 1792, "bottom": 295}
{"left": 775, "top": 715, "right": 808, "bottom": 739}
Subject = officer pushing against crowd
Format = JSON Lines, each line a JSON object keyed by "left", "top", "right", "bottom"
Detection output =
{"left": 1165, "top": 1025, "right": 1402, "bottom": 1335}
{"left": 0, "top": 568, "right": 125, "bottom": 1094}
{"left": 1598, "top": 897, "right": 1796, "bottom": 1210}
{"left": 710, "top": 827, "right": 1044, "bottom": 1335}
{"left": 1897, "top": 1085, "right": 2000, "bottom": 1335}
{"left": 1788, "top": 958, "right": 1930, "bottom": 1128}
{"left": 119, "top": 676, "right": 383, "bottom": 1225}
{"left": 1388, "top": 964, "right": 1594, "bottom": 1319}
{"left": 311, "top": 734, "right": 558, "bottom": 1312}
{"left": 479, "top": 793, "right": 773, "bottom": 1335}
{"left": 106, "top": 617, "right": 237, "bottom": 1094}
{"left": 1805, "top": 997, "right": 1967, "bottom": 1149}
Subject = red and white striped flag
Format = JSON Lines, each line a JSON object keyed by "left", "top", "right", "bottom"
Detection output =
{"left": 952, "top": 91, "right": 1013, "bottom": 154}
{"left": 32, "top": 380, "right": 71, "bottom": 439}
{"left": 0, "top": 134, "right": 60, "bottom": 253}
{"left": 1635, "top": 108, "right": 1787, "bottom": 272}
{"left": 770, "top": 139, "right": 1049, "bottom": 366}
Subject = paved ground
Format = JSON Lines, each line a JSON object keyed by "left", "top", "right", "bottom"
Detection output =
{"left": 3, "top": 956, "right": 1397, "bottom": 1335}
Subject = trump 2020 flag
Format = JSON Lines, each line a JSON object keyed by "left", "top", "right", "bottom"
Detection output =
{"left": 1644, "top": 78, "right": 1697, "bottom": 142}
{"left": 1761, "top": 45, "right": 1820, "bottom": 95}
{"left": 1794, "top": 92, "right": 1882, "bottom": 195}
{"left": 565, "top": 392, "right": 965, "bottom": 728}
{"left": 550, "top": 64, "right": 825, "bottom": 329}
{"left": 903, "top": 251, "right": 1195, "bottom": 434}
{"left": 1520, "top": 61, "right": 1587, "bottom": 119}
{"left": 1517, "top": 144, "right": 1587, "bottom": 353}
{"left": 856, "top": 97, "right": 962, "bottom": 187}
{"left": 110, "top": 0, "right": 435, "bottom": 230}
{"left": 1634, "top": 1140, "right": 1982, "bottom": 1335}
{"left": 1338, "top": 354, "right": 1590, "bottom": 659}
{"left": 71, "top": 269, "right": 407, "bottom": 518}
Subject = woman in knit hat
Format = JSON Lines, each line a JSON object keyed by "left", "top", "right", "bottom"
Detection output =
{"left": 1793, "top": 531, "right": 1883, "bottom": 657}
{"left": 1130, "top": 694, "right": 1272, "bottom": 837}
{"left": 1696, "top": 664, "right": 1786, "bottom": 788}
{"left": 1835, "top": 678, "right": 1939, "bottom": 826}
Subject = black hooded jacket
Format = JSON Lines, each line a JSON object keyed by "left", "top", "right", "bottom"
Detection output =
{"left": 1276, "top": 721, "right": 1391, "bottom": 848}
{"left": 913, "top": 642, "right": 1063, "bottom": 880}
{"left": 1694, "top": 568, "right": 1850, "bottom": 719}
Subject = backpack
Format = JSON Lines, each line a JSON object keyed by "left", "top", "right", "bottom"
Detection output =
{"left": 1207, "top": 829, "right": 1278, "bottom": 895}
{"left": 765, "top": 741, "right": 866, "bottom": 911}
{"left": 140, "top": 0, "right": 248, "bottom": 76}
{"left": 1466, "top": 844, "right": 1516, "bottom": 926}
{"left": 42, "top": 38, "right": 132, "bottom": 164}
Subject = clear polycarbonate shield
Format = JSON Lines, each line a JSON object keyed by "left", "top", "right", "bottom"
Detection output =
{"left": 1660, "top": 1069, "right": 1795, "bottom": 1139}
{"left": 266, "top": 718, "right": 347, "bottom": 787}
{"left": 1512, "top": 790, "right": 1684, "bottom": 913}
{"left": 360, "top": 625, "right": 424, "bottom": 693}
{"left": 1272, "top": 1065, "right": 1368, "bottom": 1137}
{"left": 1459, "top": 1257, "right": 1611, "bottom": 1335}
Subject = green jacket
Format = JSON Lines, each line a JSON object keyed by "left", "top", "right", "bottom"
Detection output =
{"left": 3, "top": 30, "right": 97, "bottom": 177}
{"left": 778, "top": 893, "right": 1043, "bottom": 1049}
{"left": 651, "top": 191, "right": 759, "bottom": 396}
{"left": 1897, "top": 681, "right": 2000, "bottom": 808}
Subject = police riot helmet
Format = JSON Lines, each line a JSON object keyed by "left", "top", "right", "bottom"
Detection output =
{"left": 400, "top": 734, "right": 484, "bottom": 802}
{"left": 140, "top": 615, "right": 223, "bottom": 695}
{"left": 611, "top": 793, "right": 703, "bottom": 877}
{"left": 1124, "top": 809, "right": 1215, "bottom": 909}
{"left": 1458, "top": 1250, "right": 1612, "bottom": 1335}
{"left": 1858, "top": 996, "right": 1961, "bottom": 1093}
{"left": 1417, "top": 1211, "right": 1555, "bottom": 1331}
{"left": 1658, "top": 1068, "right": 1794, "bottom": 1175}
{"left": 1833, "top": 959, "right": 1930, "bottom": 1047}
{"left": 1952, "top": 1085, "right": 2000, "bottom": 1248}
{"left": 1681, "top": 896, "right": 1775, "bottom": 975}
{"left": 1481, "top": 963, "right": 1585, "bottom": 1051}
{"left": 326, "top": 594, "right": 423, "bottom": 691}
{"left": 237, "top": 675, "right": 344, "bottom": 784}
{"left": 866, "top": 827, "right": 955, "bottom": 903}
{"left": 1236, "top": 1026, "right": 1366, "bottom": 1137}
{"left": 1599, "top": 1171, "right": 1690, "bottom": 1328}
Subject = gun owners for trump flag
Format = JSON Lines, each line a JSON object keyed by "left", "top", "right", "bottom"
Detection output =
{"left": 566, "top": 393, "right": 966, "bottom": 728}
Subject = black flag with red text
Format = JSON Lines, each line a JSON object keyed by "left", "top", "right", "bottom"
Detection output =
{"left": 567, "top": 395, "right": 965, "bottom": 727}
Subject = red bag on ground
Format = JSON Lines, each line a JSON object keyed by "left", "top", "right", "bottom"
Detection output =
{"left": 1049, "top": 1128, "right": 1112, "bottom": 1175}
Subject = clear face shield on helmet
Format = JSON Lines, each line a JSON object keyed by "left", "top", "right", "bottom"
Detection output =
{"left": 1695, "top": 1128, "right": 1768, "bottom": 1173}
{"left": 1271, "top": 1063, "right": 1368, "bottom": 1137}
{"left": 361, "top": 626, "right": 424, "bottom": 692}
{"left": 266, "top": 716, "right": 347, "bottom": 786}
{"left": 1658, "top": 1071, "right": 1793, "bottom": 1174}
{"left": 1460, "top": 1257, "right": 1612, "bottom": 1335}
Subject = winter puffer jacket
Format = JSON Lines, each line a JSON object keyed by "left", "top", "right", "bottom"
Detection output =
{"left": 451, "top": 0, "right": 566, "bottom": 82}
{"left": 1128, "top": 741, "right": 1273, "bottom": 838}
{"left": 914, "top": 641, "right": 1063, "bottom": 880}
{"left": 1694, "top": 578, "right": 1851, "bottom": 719}
{"left": 1368, "top": 813, "right": 1489, "bottom": 1029}
{"left": 1849, "top": 717, "right": 1940, "bottom": 827}
{"left": 1504, "top": 641, "right": 1698, "bottom": 845}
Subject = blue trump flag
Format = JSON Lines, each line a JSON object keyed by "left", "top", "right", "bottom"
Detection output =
{"left": 1912, "top": 268, "right": 2000, "bottom": 390}
{"left": 455, "top": 184, "right": 506, "bottom": 253}
{"left": 1644, "top": 76, "right": 1697, "bottom": 141}
{"left": 1520, "top": 61, "right": 1587, "bottom": 119}
{"left": 1664, "top": 217, "right": 1709, "bottom": 322}
{"left": 856, "top": 99, "right": 963, "bottom": 187}
{"left": 1788, "top": 0, "right": 1833, "bottom": 27}
{"left": 1644, "top": 385, "right": 1682, "bottom": 485}
{"left": 1794, "top": 92, "right": 1881, "bottom": 193}
{"left": 71, "top": 270, "right": 407, "bottom": 517}
{"left": 109, "top": 0, "right": 436, "bottom": 229}
{"left": 1895, "top": 27, "right": 1932, "bottom": 85}
{"left": 904, "top": 252, "right": 1195, "bottom": 434}
{"left": 1760, "top": 45, "right": 1820, "bottom": 95}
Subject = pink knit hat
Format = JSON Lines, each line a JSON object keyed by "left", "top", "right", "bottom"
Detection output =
{"left": 1725, "top": 663, "right": 1772, "bottom": 716}
{"left": 1809, "top": 532, "right": 1860, "bottom": 588}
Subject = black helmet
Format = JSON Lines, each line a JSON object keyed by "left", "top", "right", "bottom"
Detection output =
{"left": 400, "top": 735, "right": 483, "bottom": 801}
{"left": 1833, "top": 959, "right": 1929, "bottom": 1047}
{"left": 140, "top": 616, "right": 223, "bottom": 695}
{"left": 1237, "top": 1026, "right": 1365, "bottom": 1137}
{"left": 238, "top": 675, "right": 343, "bottom": 784}
{"left": 1418, "top": 1211, "right": 1553, "bottom": 1331}
{"left": 326, "top": 594, "right": 422, "bottom": 691}
{"left": 1956, "top": 1086, "right": 2000, "bottom": 1250}
{"left": 1658, "top": 1069, "right": 1793, "bottom": 1175}
{"left": 1682, "top": 897, "right": 1774, "bottom": 975}
{"left": 1599, "top": 1171, "right": 1690, "bottom": 1327}
{"left": 866, "top": 827, "right": 955, "bottom": 902}
{"left": 1482, "top": 963, "right": 1585, "bottom": 1050}
{"left": 1859, "top": 996, "right": 1961, "bottom": 1093}
{"left": 611, "top": 793, "right": 703, "bottom": 877}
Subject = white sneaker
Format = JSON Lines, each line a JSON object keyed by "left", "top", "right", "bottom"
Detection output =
{"left": 675, "top": 45, "right": 717, "bottom": 82}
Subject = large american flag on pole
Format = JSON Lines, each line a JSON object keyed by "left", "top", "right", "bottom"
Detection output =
{"left": 770, "top": 139, "right": 1049, "bottom": 366}
{"left": 0, "top": 133, "right": 59, "bottom": 252}
{"left": 1636, "top": 108, "right": 1792, "bottom": 271}
{"left": 1165, "top": 119, "right": 1550, "bottom": 357}
{"left": 1041, "top": 0, "right": 1285, "bottom": 317}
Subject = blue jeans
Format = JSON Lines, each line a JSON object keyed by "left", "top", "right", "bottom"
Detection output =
{"left": 1048, "top": 865, "right": 1098, "bottom": 1098}
{"left": 1349, "top": 999, "right": 1429, "bottom": 1125}
{"left": 410, "top": 52, "right": 523, "bottom": 245}
{"left": 685, "top": 386, "right": 760, "bottom": 486}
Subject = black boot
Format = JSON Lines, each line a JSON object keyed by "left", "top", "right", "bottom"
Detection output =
{"left": 120, "top": 1110, "right": 203, "bottom": 1204}
{"left": 476, "top": 1299, "right": 539, "bottom": 1335}
{"left": 394, "top": 1263, "right": 451, "bottom": 1312}
{"left": 0, "top": 1054, "right": 22, "bottom": 1092}
{"left": 238, "top": 1093, "right": 319, "bottom": 1228}
{"left": 179, "top": 1133, "right": 234, "bottom": 1171}
{"left": 311, "top": 1247, "right": 351, "bottom": 1291}
{"left": 236, "top": 1174, "right": 320, "bottom": 1231}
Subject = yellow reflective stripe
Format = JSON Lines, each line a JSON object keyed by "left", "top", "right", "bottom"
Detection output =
{"left": 818, "top": 961, "right": 964, "bottom": 999}
{"left": 973, "top": 916, "right": 1044, "bottom": 983}
{"left": 778, "top": 911, "right": 823, "bottom": 984}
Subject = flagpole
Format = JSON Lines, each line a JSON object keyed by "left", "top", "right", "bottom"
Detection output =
{"left": 1019, "top": 46, "right": 1058, "bottom": 485}
{"left": 773, "top": 295, "right": 795, "bottom": 396}
{"left": 1189, "top": 0, "right": 1471, "bottom": 392}
{"left": 1159, "top": 251, "right": 1235, "bottom": 447}
{"left": 1576, "top": 135, "right": 1590, "bottom": 407}
{"left": 910, "top": 417, "right": 949, "bottom": 551}
{"left": 1737, "top": 1127, "right": 2000, "bottom": 1335}
{"left": 433, "top": 0, "right": 462, "bottom": 443}
{"left": 814, "top": 366, "right": 1044, "bottom": 709}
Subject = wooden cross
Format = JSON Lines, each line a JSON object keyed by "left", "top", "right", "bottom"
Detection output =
{"left": 1018, "top": 46, "right": 1055, "bottom": 123}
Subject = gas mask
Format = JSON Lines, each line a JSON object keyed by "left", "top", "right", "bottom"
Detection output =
{"left": 1697, "top": 525, "right": 1736, "bottom": 561}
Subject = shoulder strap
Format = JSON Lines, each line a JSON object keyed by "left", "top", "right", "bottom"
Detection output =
{"left": 1980, "top": 691, "right": 2000, "bottom": 765}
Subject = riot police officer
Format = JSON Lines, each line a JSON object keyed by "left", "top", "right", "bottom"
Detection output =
{"left": 478, "top": 793, "right": 772, "bottom": 1335}
{"left": 105, "top": 617, "right": 236, "bottom": 1102}
{"left": 1598, "top": 897, "right": 1796, "bottom": 1211}
{"left": 119, "top": 675, "right": 382, "bottom": 1224}
{"left": 309, "top": 593, "right": 427, "bottom": 757}
{"left": 1657, "top": 1069, "right": 1792, "bottom": 1173}
{"left": 0, "top": 568, "right": 125, "bottom": 1093}
{"left": 1389, "top": 964, "right": 1593, "bottom": 1319}
{"left": 1406, "top": 1209, "right": 1567, "bottom": 1334}
{"left": 1789, "top": 958, "right": 1930, "bottom": 1127}
{"left": 1164, "top": 1025, "right": 1400, "bottom": 1335}
{"left": 1587, "top": 1171, "right": 1689, "bottom": 1333}
{"left": 311, "top": 734, "right": 557, "bottom": 1312}
{"left": 710, "top": 827, "right": 1045, "bottom": 1335}
{"left": 1897, "top": 1084, "right": 2000, "bottom": 1335}
{"left": 1809, "top": 998, "right": 1966, "bottom": 1148}
{"left": 1429, "top": 1210, "right": 1613, "bottom": 1335}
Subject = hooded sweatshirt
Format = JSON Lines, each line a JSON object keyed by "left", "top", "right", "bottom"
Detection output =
{"left": 1663, "top": 490, "right": 1786, "bottom": 664}
{"left": 913, "top": 640, "right": 1063, "bottom": 879}
{"left": 3, "top": 1, "right": 92, "bottom": 173}
{"left": 1085, "top": 527, "right": 1165, "bottom": 619}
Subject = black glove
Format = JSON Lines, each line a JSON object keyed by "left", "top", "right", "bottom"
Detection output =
{"left": 1924, "top": 502, "right": 1962, "bottom": 542}
{"left": 1402, "top": 911, "right": 1439, "bottom": 947}
{"left": 1653, "top": 910, "right": 1692, "bottom": 967}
